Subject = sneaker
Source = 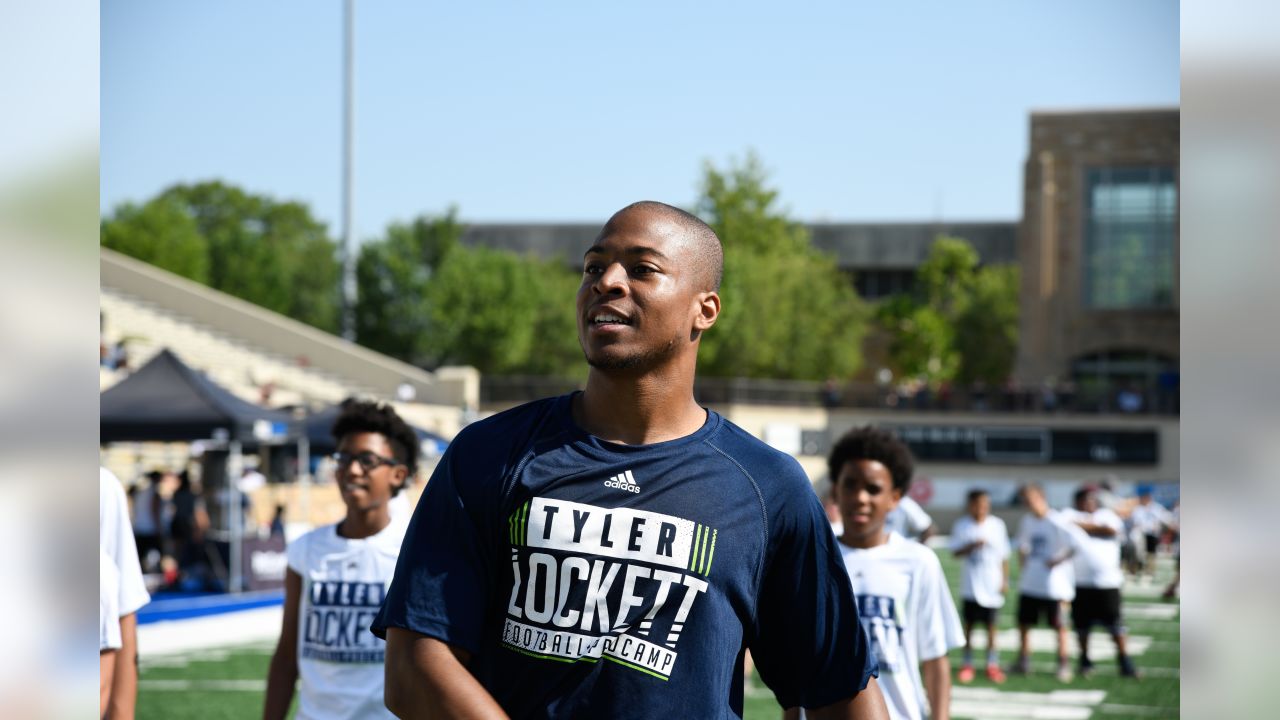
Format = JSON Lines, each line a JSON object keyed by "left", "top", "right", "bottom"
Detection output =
{"left": 985, "top": 665, "right": 1007, "bottom": 684}
{"left": 1056, "top": 664, "right": 1074, "bottom": 683}
{"left": 1008, "top": 656, "right": 1030, "bottom": 675}
{"left": 1078, "top": 658, "right": 1095, "bottom": 679}
{"left": 957, "top": 665, "right": 976, "bottom": 684}
{"left": 1120, "top": 658, "right": 1142, "bottom": 679}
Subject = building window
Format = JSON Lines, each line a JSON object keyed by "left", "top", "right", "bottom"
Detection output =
{"left": 854, "top": 269, "right": 916, "bottom": 300}
{"left": 1084, "top": 166, "right": 1177, "bottom": 308}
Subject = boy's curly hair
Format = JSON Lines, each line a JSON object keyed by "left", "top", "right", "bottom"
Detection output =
{"left": 826, "top": 426, "right": 915, "bottom": 493}
{"left": 331, "top": 398, "right": 419, "bottom": 481}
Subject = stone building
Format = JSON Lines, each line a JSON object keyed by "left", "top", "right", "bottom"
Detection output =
{"left": 1015, "top": 108, "right": 1179, "bottom": 399}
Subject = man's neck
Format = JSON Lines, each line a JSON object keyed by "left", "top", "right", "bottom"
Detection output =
{"left": 576, "top": 367, "right": 704, "bottom": 445}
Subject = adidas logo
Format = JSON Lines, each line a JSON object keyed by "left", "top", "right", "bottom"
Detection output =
{"left": 603, "top": 469, "right": 641, "bottom": 493}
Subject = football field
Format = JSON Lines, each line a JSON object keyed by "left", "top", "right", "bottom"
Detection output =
{"left": 136, "top": 550, "right": 1179, "bottom": 719}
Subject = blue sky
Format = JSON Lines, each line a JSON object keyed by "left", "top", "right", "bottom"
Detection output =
{"left": 101, "top": 1, "right": 1178, "bottom": 241}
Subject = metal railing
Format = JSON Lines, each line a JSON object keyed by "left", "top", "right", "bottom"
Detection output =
{"left": 481, "top": 375, "right": 1179, "bottom": 415}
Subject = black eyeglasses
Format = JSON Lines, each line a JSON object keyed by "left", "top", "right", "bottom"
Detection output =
{"left": 331, "top": 451, "right": 403, "bottom": 472}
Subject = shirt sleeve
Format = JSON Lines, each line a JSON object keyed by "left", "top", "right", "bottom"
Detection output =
{"left": 101, "top": 469, "right": 151, "bottom": 615}
{"left": 915, "top": 549, "right": 964, "bottom": 662}
{"left": 750, "top": 478, "right": 876, "bottom": 710}
{"left": 903, "top": 497, "right": 933, "bottom": 534}
{"left": 371, "top": 442, "right": 500, "bottom": 655}
{"left": 285, "top": 529, "right": 309, "bottom": 575}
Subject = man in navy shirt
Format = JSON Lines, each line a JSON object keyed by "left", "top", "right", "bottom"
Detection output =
{"left": 374, "top": 201, "right": 888, "bottom": 719}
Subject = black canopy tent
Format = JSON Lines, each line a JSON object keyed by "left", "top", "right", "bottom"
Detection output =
{"left": 100, "top": 348, "right": 299, "bottom": 444}
{"left": 100, "top": 348, "right": 300, "bottom": 592}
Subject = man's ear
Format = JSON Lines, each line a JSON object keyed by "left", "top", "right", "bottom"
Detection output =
{"left": 693, "top": 291, "right": 721, "bottom": 332}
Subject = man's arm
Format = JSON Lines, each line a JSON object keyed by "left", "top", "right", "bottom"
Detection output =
{"left": 922, "top": 656, "right": 952, "bottom": 720}
{"left": 263, "top": 569, "right": 302, "bottom": 720}
{"left": 1001, "top": 558, "right": 1010, "bottom": 595}
{"left": 801, "top": 676, "right": 892, "bottom": 720}
{"left": 109, "top": 613, "right": 139, "bottom": 719}
{"left": 101, "top": 649, "right": 117, "bottom": 718}
{"left": 952, "top": 537, "right": 985, "bottom": 557}
{"left": 1074, "top": 520, "right": 1119, "bottom": 537}
{"left": 384, "top": 628, "right": 508, "bottom": 720}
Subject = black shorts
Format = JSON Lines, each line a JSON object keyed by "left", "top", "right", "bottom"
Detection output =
{"left": 1072, "top": 587, "right": 1122, "bottom": 631}
{"left": 962, "top": 599, "right": 1000, "bottom": 626}
{"left": 1144, "top": 534, "right": 1160, "bottom": 555}
{"left": 1017, "top": 594, "right": 1065, "bottom": 628}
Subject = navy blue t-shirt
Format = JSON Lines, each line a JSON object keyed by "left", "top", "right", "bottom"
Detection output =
{"left": 372, "top": 394, "right": 875, "bottom": 718}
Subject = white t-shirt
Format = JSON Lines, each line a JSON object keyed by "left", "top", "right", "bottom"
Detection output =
{"left": 1131, "top": 501, "right": 1172, "bottom": 536}
{"left": 948, "top": 515, "right": 1010, "bottom": 608}
{"left": 100, "top": 549, "right": 122, "bottom": 651}
{"left": 885, "top": 496, "right": 933, "bottom": 540}
{"left": 100, "top": 468, "right": 152, "bottom": 616}
{"left": 1060, "top": 508, "right": 1124, "bottom": 589}
{"left": 287, "top": 518, "right": 408, "bottom": 720}
{"left": 1015, "top": 511, "right": 1078, "bottom": 601}
{"left": 838, "top": 533, "right": 964, "bottom": 720}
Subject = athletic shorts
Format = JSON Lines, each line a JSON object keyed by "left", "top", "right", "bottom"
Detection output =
{"left": 962, "top": 599, "right": 1000, "bottom": 626}
{"left": 1144, "top": 533, "right": 1160, "bottom": 555}
{"left": 1017, "top": 594, "right": 1065, "bottom": 629}
{"left": 1072, "top": 587, "right": 1122, "bottom": 631}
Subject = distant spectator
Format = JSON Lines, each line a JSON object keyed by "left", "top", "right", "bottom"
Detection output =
{"left": 102, "top": 340, "right": 130, "bottom": 371}
{"left": 131, "top": 470, "right": 171, "bottom": 573}
{"left": 1117, "top": 385, "right": 1143, "bottom": 413}
{"left": 169, "top": 470, "right": 210, "bottom": 582}
{"left": 269, "top": 504, "right": 286, "bottom": 538}
{"left": 822, "top": 378, "right": 841, "bottom": 408}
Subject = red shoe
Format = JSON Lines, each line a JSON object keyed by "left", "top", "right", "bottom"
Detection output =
{"left": 985, "top": 665, "right": 1007, "bottom": 684}
{"left": 958, "top": 665, "right": 976, "bottom": 684}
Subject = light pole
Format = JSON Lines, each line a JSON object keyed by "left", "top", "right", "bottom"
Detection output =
{"left": 340, "top": 0, "right": 357, "bottom": 341}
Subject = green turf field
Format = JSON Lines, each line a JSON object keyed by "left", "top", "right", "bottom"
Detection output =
{"left": 137, "top": 551, "right": 1179, "bottom": 719}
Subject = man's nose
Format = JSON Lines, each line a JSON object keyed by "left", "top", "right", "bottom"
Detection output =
{"left": 592, "top": 262, "right": 629, "bottom": 295}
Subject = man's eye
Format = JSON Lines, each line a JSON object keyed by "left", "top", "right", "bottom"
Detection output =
{"left": 632, "top": 265, "right": 656, "bottom": 275}
{"left": 583, "top": 264, "right": 601, "bottom": 274}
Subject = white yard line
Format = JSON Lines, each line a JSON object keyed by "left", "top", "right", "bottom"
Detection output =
{"left": 140, "top": 679, "right": 266, "bottom": 692}
{"left": 138, "top": 606, "right": 283, "bottom": 657}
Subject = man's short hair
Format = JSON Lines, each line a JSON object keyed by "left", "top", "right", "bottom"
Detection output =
{"left": 609, "top": 200, "right": 723, "bottom": 292}
{"left": 966, "top": 488, "right": 989, "bottom": 504}
{"left": 1074, "top": 485, "right": 1098, "bottom": 506}
{"left": 331, "top": 398, "right": 420, "bottom": 481}
{"left": 826, "top": 426, "right": 915, "bottom": 493}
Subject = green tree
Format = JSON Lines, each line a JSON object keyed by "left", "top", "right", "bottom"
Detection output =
{"left": 875, "top": 236, "right": 1019, "bottom": 386}
{"left": 424, "top": 246, "right": 581, "bottom": 374}
{"left": 101, "top": 181, "right": 341, "bottom": 332}
{"left": 100, "top": 196, "right": 209, "bottom": 282}
{"left": 953, "top": 264, "right": 1020, "bottom": 385}
{"left": 355, "top": 210, "right": 462, "bottom": 365}
{"left": 696, "top": 152, "right": 868, "bottom": 380}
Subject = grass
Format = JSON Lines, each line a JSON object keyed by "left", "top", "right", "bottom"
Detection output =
{"left": 137, "top": 551, "right": 1179, "bottom": 719}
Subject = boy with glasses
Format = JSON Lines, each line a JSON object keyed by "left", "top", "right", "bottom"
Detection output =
{"left": 264, "top": 399, "right": 418, "bottom": 720}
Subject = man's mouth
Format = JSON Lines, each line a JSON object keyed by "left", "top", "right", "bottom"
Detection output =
{"left": 588, "top": 310, "right": 633, "bottom": 329}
